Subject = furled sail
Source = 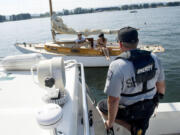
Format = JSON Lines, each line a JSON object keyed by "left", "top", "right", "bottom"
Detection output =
{"left": 51, "top": 15, "right": 77, "bottom": 34}
{"left": 51, "top": 15, "right": 118, "bottom": 36}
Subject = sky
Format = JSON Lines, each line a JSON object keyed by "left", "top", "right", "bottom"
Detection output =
{"left": 0, "top": 0, "right": 180, "bottom": 15}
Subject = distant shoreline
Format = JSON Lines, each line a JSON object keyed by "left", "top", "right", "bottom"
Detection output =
{"left": 0, "top": 1, "right": 180, "bottom": 23}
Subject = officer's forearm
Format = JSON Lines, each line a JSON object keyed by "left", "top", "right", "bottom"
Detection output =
{"left": 156, "top": 81, "right": 165, "bottom": 95}
{"left": 107, "top": 96, "right": 120, "bottom": 127}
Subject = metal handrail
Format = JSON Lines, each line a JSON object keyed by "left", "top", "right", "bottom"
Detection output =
{"left": 79, "top": 63, "right": 90, "bottom": 135}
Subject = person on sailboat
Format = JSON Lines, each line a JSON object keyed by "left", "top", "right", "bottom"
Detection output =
{"left": 97, "top": 33, "right": 110, "bottom": 60}
{"left": 75, "top": 33, "right": 89, "bottom": 48}
{"left": 98, "top": 27, "right": 165, "bottom": 135}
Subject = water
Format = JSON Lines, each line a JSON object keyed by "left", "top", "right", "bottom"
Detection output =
{"left": 0, "top": 7, "right": 180, "bottom": 102}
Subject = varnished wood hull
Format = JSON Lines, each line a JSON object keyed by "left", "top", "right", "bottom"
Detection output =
{"left": 44, "top": 45, "right": 122, "bottom": 56}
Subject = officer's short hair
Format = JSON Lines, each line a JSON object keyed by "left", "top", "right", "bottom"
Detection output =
{"left": 118, "top": 26, "right": 139, "bottom": 48}
{"left": 121, "top": 42, "right": 138, "bottom": 48}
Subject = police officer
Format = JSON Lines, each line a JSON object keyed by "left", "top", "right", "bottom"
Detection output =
{"left": 98, "top": 26, "right": 165, "bottom": 135}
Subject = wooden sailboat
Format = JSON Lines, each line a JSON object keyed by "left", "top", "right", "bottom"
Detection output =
{"left": 15, "top": 0, "right": 165, "bottom": 67}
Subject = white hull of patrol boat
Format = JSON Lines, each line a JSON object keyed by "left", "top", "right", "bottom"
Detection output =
{"left": 90, "top": 102, "right": 180, "bottom": 135}
{"left": 0, "top": 54, "right": 94, "bottom": 135}
{"left": 91, "top": 102, "right": 180, "bottom": 135}
{"left": 147, "top": 102, "right": 180, "bottom": 135}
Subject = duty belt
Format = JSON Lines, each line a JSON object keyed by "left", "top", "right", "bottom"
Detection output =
{"left": 121, "top": 87, "right": 155, "bottom": 97}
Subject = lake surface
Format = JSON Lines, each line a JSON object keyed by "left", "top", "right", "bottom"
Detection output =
{"left": 0, "top": 7, "right": 180, "bottom": 102}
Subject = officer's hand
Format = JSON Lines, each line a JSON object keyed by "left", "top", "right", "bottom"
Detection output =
{"left": 158, "top": 93, "right": 164, "bottom": 99}
{"left": 154, "top": 92, "right": 164, "bottom": 106}
{"left": 105, "top": 120, "right": 113, "bottom": 129}
{"left": 105, "top": 121, "right": 115, "bottom": 135}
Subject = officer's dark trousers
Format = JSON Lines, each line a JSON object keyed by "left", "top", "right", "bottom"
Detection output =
{"left": 98, "top": 99, "right": 156, "bottom": 135}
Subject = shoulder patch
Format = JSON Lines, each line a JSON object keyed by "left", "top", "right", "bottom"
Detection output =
{"left": 107, "top": 70, "right": 113, "bottom": 81}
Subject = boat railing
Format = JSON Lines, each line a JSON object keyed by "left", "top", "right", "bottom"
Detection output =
{"left": 79, "top": 63, "right": 90, "bottom": 135}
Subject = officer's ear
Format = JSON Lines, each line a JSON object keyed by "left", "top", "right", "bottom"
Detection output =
{"left": 119, "top": 42, "right": 123, "bottom": 49}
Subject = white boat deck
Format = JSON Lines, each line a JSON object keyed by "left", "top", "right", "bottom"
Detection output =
{"left": 111, "top": 102, "right": 180, "bottom": 135}
{"left": 147, "top": 102, "right": 180, "bottom": 135}
{"left": 0, "top": 70, "right": 49, "bottom": 135}
{"left": 0, "top": 64, "right": 79, "bottom": 135}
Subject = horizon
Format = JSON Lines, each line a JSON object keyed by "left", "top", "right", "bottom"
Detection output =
{"left": 0, "top": 0, "right": 180, "bottom": 15}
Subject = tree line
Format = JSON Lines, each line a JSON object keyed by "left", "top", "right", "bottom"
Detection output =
{"left": 9, "top": 13, "right": 31, "bottom": 21}
{"left": 0, "top": 1, "right": 180, "bottom": 22}
{"left": 0, "top": 13, "right": 31, "bottom": 22}
{"left": 41, "top": 1, "right": 180, "bottom": 17}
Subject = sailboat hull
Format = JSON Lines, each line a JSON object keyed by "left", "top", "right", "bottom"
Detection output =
{"left": 15, "top": 43, "right": 116, "bottom": 67}
{"left": 15, "top": 42, "right": 164, "bottom": 67}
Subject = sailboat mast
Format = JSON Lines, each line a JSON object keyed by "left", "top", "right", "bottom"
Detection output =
{"left": 49, "top": 0, "right": 56, "bottom": 42}
{"left": 49, "top": 0, "right": 53, "bottom": 16}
